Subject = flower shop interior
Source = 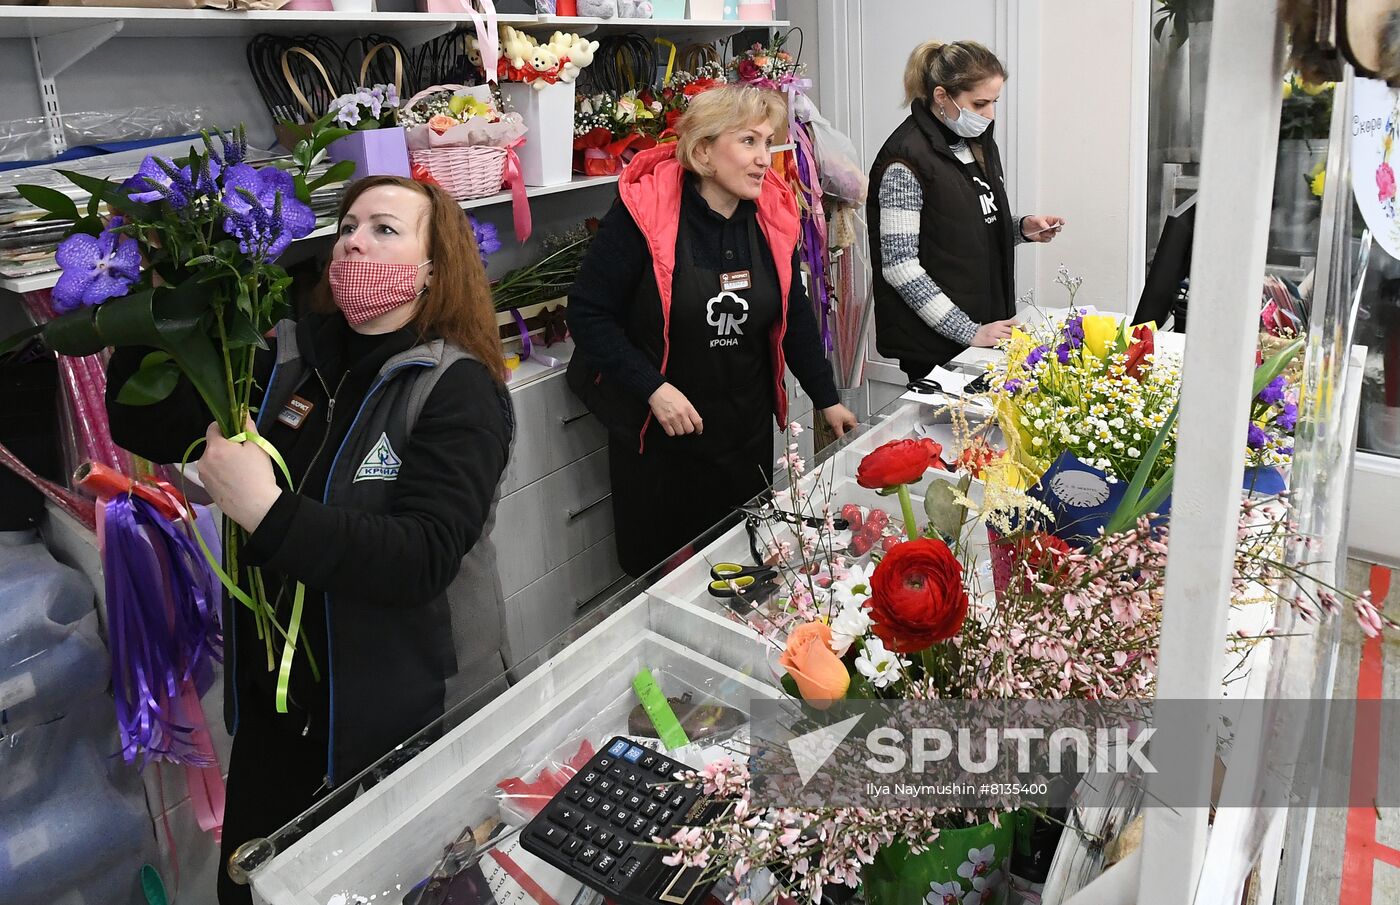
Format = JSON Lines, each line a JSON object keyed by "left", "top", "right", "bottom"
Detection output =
{"left": 1, "top": 1, "right": 1399, "bottom": 904}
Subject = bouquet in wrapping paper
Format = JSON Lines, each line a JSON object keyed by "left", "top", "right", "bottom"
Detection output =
{"left": 572, "top": 90, "right": 661, "bottom": 175}
{"left": 0, "top": 117, "right": 353, "bottom": 714}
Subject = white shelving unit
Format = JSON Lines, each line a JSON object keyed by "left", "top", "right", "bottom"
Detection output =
{"left": 0, "top": 8, "right": 782, "bottom": 40}
{"left": 0, "top": 173, "right": 621, "bottom": 295}
{"left": 8, "top": 7, "right": 785, "bottom": 159}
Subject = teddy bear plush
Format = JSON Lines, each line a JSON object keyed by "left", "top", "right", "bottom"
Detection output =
{"left": 500, "top": 26, "right": 534, "bottom": 70}
{"left": 576, "top": 0, "right": 617, "bottom": 18}
{"left": 616, "top": 0, "right": 652, "bottom": 17}
{"left": 557, "top": 36, "right": 599, "bottom": 82}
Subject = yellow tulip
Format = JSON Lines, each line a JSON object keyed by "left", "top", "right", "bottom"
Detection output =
{"left": 1310, "top": 167, "right": 1326, "bottom": 199}
{"left": 1080, "top": 314, "right": 1120, "bottom": 359}
{"left": 1300, "top": 80, "right": 1330, "bottom": 96}
{"left": 1281, "top": 80, "right": 1293, "bottom": 100}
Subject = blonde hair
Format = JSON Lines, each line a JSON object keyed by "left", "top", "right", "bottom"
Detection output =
{"left": 674, "top": 85, "right": 788, "bottom": 176}
{"left": 902, "top": 40, "right": 1007, "bottom": 106}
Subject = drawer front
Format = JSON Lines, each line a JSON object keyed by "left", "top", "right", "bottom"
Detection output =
{"left": 493, "top": 445, "right": 614, "bottom": 598}
{"left": 500, "top": 371, "right": 607, "bottom": 497}
{"left": 504, "top": 536, "right": 624, "bottom": 662}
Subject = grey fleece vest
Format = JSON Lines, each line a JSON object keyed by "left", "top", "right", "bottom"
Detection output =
{"left": 259, "top": 319, "right": 514, "bottom": 785}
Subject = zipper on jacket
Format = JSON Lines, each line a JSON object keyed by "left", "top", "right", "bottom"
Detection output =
{"left": 318, "top": 360, "right": 432, "bottom": 788}
{"left": 296, "top": 369, "right": 349, "bottom": 495}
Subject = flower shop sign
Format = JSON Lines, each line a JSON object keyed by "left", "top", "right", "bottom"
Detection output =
{"left": 1352, "top": 76, "right": 1400, "bottom": 259}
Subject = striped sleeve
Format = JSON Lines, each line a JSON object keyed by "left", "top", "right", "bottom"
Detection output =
{"left": 877, "top": 163, "right": 979, "bottom": 346}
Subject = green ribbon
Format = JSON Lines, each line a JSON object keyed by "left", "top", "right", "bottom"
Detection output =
{"left": 182, "top": 426, "right": 307, "bottom": 714}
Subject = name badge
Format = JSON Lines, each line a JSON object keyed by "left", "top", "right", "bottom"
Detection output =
{"left": 720, "top": 270, "right": 752, "bottom": 292}
{"left": 276, "top": 395, "right": 314, "bottom": 430}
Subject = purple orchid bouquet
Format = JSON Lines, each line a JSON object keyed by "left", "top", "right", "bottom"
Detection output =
{"left": 3, "top": 118, "right": 354, "bottom": 712}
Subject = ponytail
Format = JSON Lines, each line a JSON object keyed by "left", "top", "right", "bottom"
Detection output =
{"left": 902, "top": 39, "right": 1008, "bottom": 106}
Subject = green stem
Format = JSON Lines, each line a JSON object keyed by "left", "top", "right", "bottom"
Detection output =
{"left": 896, "top": 484, "right": 920, "bottom": 540}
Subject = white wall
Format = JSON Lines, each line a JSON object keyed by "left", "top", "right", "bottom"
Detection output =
{"left": 1016, "top": 0, "right": 1148, "bottom": 314}
{"left": 820, "top": 0, "right": 1150, "bottom": 387}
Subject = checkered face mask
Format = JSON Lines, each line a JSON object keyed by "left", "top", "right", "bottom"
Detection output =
{"left": 328, "top": 259, "right": 431, "bottom": 326}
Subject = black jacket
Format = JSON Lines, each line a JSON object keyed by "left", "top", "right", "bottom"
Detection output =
{"left": 106, "top": 312, "right": 512, "bottom": 785}
{"left": 868, "top": 102, "right": 1016, "bottom": 368}
{"left": 566, "top": 182, "right": 840, "bottom": 438}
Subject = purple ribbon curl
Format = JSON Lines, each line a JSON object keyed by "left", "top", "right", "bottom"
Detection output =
{"left": 103, "top": 495, "right": 223, "bottom": 767}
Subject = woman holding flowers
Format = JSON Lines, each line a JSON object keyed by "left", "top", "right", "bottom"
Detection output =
{"left": 567, "top": 85, "right": 856, "bottom": 576}
{"left": 106, "top": 175, "right": 513, "bottom": 905}
{"left": 870, "top": 40, "right": 1065, "bottom": 382}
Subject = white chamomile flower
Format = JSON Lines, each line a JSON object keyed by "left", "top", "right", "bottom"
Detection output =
{"left": 829, "top": 604, "right": 872, "bottom": 657}
{"left": 855, "top": 637, "right": 908, "bottom": 688}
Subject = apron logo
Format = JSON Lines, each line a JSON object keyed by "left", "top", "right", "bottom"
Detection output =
{"left": 354, "top": 432, "right": 402, "bottom": 482}
{"left": 706, "top": 291, "right": 749, "bottom": 348}
{"left": 973, "top": 175, "right": 998, "bottom": 221}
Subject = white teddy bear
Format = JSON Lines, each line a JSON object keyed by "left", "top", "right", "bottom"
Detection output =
{"left": 530, "top": 44, "right": 560, "bottom": 81}
{"left": 500, "top": 26, "right": 534, "bottom": 71}
{"left": 558, "top": 36, "right": 599, "bottom": 83}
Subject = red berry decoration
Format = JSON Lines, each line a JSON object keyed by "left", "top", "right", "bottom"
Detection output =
{"left": 848, "top": 533, "right": 874, "bottom": 557}
{"left": 840, "top": 503, "right": 864, "bottom": 532}
{"left": 881, "top": 535, "right": 902, "bottom": 553}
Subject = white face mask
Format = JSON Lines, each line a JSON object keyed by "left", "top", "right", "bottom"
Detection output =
{"left": 938, "top": 98, "right": 992, "bottom": 138}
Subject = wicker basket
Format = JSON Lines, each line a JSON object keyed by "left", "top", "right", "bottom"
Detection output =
{"left": 410, "top": 145, "right": 508, "bottom": 200}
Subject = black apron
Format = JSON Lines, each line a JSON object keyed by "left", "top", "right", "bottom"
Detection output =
{"left": 610, "top": 212, "right": 781, "bottom": 577}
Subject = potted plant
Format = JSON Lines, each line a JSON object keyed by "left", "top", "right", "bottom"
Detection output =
{"left": 326, "top": 84, "right": 411, "bottom": 181}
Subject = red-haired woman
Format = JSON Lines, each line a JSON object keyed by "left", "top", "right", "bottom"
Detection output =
{"left": 106, "top": 176, "right": 512, "bottom": 904}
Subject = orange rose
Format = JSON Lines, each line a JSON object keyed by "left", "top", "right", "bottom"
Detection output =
{"left": 778, "top": 622, "right": 850, "bottom": 708}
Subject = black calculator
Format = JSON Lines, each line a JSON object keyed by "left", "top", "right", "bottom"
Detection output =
{"left": 519, "top": 736, "right": 724, "bottom": 905}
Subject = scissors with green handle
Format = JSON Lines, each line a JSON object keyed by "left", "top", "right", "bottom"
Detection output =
{"left": 708, "top": 562, "right": 779, "bottom": 598}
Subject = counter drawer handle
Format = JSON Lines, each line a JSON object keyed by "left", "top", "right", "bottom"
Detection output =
{"left": 567, "top": 492, "right": 611, "bottom": 521}
{"left": 560, "top": 411, "right": 593, "bottom": 426}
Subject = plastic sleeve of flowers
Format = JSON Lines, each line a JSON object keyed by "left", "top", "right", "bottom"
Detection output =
{"left": 0, "top": 440, "right": 96, "bottom": 529}
{"left": 510, "top": 307, "right": 534, "bottom": 361}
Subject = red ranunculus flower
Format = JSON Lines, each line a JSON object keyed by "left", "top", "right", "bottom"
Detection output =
{"left": 1122, "top": 324, "right": 1154, "bottom": 381}
{"left": 856, "top": 438, "right": 941, "bottom": 489}
{"left": 867, "top": 537, "right": 968, "bottom": 652}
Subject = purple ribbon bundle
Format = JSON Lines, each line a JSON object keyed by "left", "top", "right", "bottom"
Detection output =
{"left": 101, "top": 495, "right": 223, "bottom": 766}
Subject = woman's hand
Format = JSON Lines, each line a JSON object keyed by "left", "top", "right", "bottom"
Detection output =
{"left": 1020, "top": 215, "right": 1067, "bottom": 243}
{"left": 198, "top": 417, "right": 282, "bottom": 533}
{"left": 971, "top": 318, "right": 1020, "bottom": 348}
{"left": 821, "top": 404, "right": 858, "bottom": 438}
{"left": 648, "top": 383, "right": 704, "bottom": 436}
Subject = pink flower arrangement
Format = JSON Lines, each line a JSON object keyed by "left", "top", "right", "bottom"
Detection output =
{"left": 1379, "top": 161, "right": 1397, "bottom": 203}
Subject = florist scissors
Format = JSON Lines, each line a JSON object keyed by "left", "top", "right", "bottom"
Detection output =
{"left": 708, "top": 562, "right": 779, "bottom": 599}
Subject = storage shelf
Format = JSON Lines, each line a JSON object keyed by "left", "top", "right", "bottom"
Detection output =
{"left": 0, "top": 173, "right": 619, "bottom": 295}
{"left": 0, "top": 8, "right": 785, "bottom": 41}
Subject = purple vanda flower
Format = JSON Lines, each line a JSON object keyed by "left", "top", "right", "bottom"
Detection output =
{"left": 52, "top": 220, "right": 141, "bottom": 313}
{"left": 468, "top": 214, "right": 502, "bottom": 258}
{"left": 220, "top": 164, "right": 316, "bottom": 262}
{"left": 1024, "top": 344, "right": 1049, "bottom": 371}
{"left": 1276, "top": 400, "right": 1298, "bottom": 431}
{"left": 1246, "top": 423, "right": 1268, "bottom": 449}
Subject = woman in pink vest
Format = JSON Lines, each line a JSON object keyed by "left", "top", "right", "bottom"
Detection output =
{"left": 568, "top": 85, "right": 856, "bottom": 576}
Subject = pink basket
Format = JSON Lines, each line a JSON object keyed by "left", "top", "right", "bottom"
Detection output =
{"left": 410, "top": 145, "right": 508, "bottom": 200}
